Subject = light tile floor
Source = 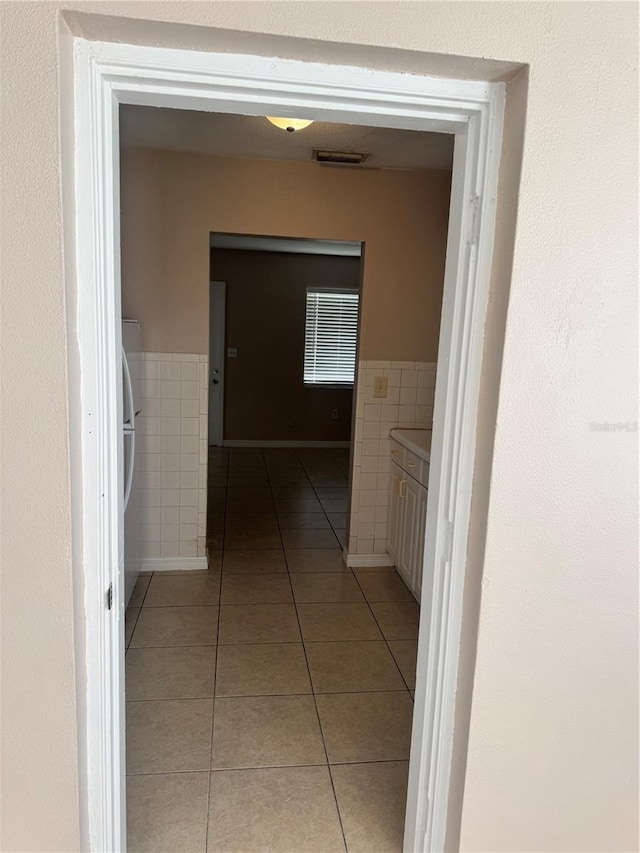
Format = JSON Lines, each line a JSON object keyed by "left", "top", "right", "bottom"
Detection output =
{"left": 125, "top": 446, "right": 419, "bottom": 853}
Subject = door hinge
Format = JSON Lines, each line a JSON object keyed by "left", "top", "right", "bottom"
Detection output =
{"left": 106, "top": 583, "right": 113, "bottom": 610}
{"left": 468, "top": 194, "right": 481, "bottom": 246}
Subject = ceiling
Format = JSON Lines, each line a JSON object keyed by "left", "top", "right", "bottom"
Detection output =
{"left": 119, "top": 106, "right": 454, "bottom": 172}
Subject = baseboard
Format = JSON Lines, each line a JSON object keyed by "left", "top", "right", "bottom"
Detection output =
{"left": 222, "top": 439, "right": 350, "bottom": 448}
{"left": 140, "top": 557, "right": 209, "bottom": 572}
{"left": 343, "top": 548, "right": 395, "bottom": 568}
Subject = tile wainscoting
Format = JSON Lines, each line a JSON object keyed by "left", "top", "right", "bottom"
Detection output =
{"left": 131, "top": 352, "right": 209, "bottom": 569}
{"left": 347, "top": 361, "right": 436, "bottom": 566}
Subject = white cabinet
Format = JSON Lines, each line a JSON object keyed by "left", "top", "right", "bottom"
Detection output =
{"left": 388, "top": 461, "right": 405, "bottom": 561}
{"left": 405, "top": 474, "right": 428, "bottom": 598}
{"left": 388, "top": 453, "right": 428, "bottom": 600}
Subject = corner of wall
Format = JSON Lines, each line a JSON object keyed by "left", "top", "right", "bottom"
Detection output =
{"left": 131, "top": 352, "right": 209, "bottom": 569}
{"left": 347, "top": 360, "right": 436, "bottom": 561}
{"left": 444, "top": 63, "right": 529, "bottom": 853}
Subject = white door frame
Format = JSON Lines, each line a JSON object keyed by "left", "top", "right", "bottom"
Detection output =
{"left": 208, "top": 280, "right": 226, "bottom": 446}
{"left": 69, "top": 36, "right": 505, "bottom": 852}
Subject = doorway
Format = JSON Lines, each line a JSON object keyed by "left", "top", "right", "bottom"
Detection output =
{"left": 205, "top": 232, "right": 363, "bottom": 578}
{"left": 207, "top": 234, "right": 362, "bottom": 452}
{"left": 70, "top": 38, "right": 505, "bottom": 853}
{"left": 208, "top": 281, "right": 226, "bottom": 447}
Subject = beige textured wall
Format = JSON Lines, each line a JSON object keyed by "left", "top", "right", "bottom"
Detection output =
{"left": 1, "top": 3, "right": 637, "bottom": 853}
{"left": 212, "top": 249, "right": 358, "bottom": 442}
{"left": 120, "top": 148, "right": 450, "bottom": 362}
{"left": 1, "top": 5, "right": 81, "bottom": 851}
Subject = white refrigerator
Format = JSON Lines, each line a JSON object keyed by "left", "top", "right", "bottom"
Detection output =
{"left": 122, "top": 319, "right": 142, "bottom": 607}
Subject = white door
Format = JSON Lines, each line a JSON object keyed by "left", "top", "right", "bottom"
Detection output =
{"left": 208, "top": 281, "right": 226, "bottom": 446}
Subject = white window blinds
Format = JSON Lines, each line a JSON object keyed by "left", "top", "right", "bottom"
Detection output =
{"left": 304, "top": 288, "right": 359, "bottom": 385}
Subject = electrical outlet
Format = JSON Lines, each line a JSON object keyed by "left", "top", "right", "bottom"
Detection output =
{"left": 331, "top": 409, "right": 339, "bottom": 420}
{"left": 227, "top": 347, "right": 237, "bottom": 358}
{"left": 373, "top": 376, "right": 388, "bottom": 398}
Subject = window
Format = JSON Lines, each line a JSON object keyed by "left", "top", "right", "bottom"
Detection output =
{"left": 303, "top": 288, "right": 359, "bottom": 386}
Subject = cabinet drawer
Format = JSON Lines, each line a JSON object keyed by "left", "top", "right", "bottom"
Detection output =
{"left": 403, "top": 448, "right": 421, "bottom": 476}
{"left": 404, "top": 449, "right": 429, "bottom": 488}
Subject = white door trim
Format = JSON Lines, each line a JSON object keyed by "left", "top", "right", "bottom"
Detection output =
{"left": 69, "top": 37, "right": 505, "bottom": 852}
{"left": 208, "top": 280, "right": 226, "bottom": 447}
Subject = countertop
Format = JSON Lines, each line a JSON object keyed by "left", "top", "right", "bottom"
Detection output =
{"left": 389, "top": 428, "right": 432, "bottom": 462}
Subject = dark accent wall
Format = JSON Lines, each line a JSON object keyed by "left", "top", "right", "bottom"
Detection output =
{"left": 211, "top": 248, "right": 360, "bottom": 441}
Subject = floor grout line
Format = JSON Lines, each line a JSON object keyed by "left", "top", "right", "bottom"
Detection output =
{"left": 204, "top": 449, "right": 229, "bottom": 853}
{"left": 349, "top": 568, "right": 415, "bottom": 695}
{"left": 127, "top": 642, "right": 219, "bottom": 650}
{"left": 219, "top": 635, "right": 411, "bottom": 644}
{"left": 125, "top": 573, "right": 153, "bottom": 651}
{"left": 130, "top": 636, "right": 416, "bottom": 648}
{"left": 127, "top": 696, "right": 216, "bottom": 703}
{"left": 126, "top": 686, "right": 410, "bottom": 703}
{"left": 283, "top": 447, "right": 351, "bottom": 853}
{"left": 136, "top": 603, "right": 220, "bottom": 609}
{"left": 127, "top": 755, "right": 410, "bottom": 779}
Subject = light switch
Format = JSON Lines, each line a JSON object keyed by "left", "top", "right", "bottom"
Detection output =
{"left": 227, "top": 347, "right": 238, "bottom": 358}
{"left": 373, "top": 376, "right": 388, "bottom": 398}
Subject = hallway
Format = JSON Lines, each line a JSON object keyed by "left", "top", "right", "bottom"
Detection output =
{"left": 125, "top": 446, "right": 419, "bottom": 852}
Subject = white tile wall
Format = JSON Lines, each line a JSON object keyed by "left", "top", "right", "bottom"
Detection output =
{"left": 348, "top": 360, "right": 436, "bottom": 557}
{"left": 132, "top": 352, "right": 208, "bottom": 563}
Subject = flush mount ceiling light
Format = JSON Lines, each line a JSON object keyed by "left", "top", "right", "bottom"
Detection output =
{"left": 265, "top": 116, "right": 314, "bottom": 133}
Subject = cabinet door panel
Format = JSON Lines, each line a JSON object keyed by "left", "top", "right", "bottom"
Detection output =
{"left": 388, "top": 461, "right": 408, "bottom": 583}
{"left": 401, "top": 475, "right": 429, "bottom": 599}
{"left": 400, "top": 475, "right": 419, "bottom": 592}
{"left": 413, "top": 483, "right": 428, "bottom": 600}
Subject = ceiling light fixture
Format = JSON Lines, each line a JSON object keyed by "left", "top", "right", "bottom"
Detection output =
{"left": 265, "top": 116, "right": 314, "bottom": 133}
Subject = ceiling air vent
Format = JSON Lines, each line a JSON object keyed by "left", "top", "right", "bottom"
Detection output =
{"left": 313, "top": 149, "right": 368, "bottom": 166}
